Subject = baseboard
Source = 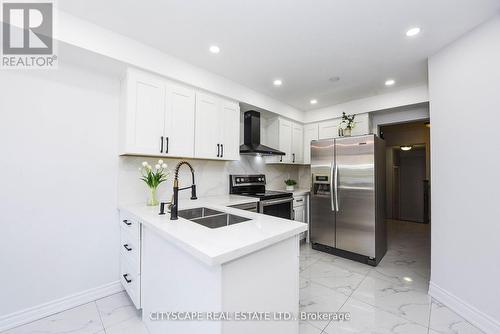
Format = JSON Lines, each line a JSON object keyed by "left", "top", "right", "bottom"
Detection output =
{"left": 0, "top": 281, "right": 124, "bottom": 332}
{"left": 429, "top": 281, "right": 500, "bottom": 334}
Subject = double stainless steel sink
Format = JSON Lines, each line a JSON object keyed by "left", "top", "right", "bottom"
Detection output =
{"left": 177, "top": 207, "right": 251, "bottom": 229}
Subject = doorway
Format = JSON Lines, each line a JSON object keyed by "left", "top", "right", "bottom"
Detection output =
{"left": 380, "top": 121, "right": 430, "bottom": 224}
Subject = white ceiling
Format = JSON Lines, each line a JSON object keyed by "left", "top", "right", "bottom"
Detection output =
{"left": 58, "top": 0, "right": 500, "bottom": 111}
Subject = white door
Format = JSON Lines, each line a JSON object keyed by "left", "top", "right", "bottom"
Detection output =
{"left": 279, "top": 119, "right": 293, "bottom": 163}
{"left": 220, "top": 100, "right": 240, "bottom": 160}
{"left": 125, "top": 70, "right": 166, "bottom": 155}
{"left": 194, "top": 92, "right": 221, "bottom": 159}
{"left": 303, "top": 123, "right": 319, "bottom": 164}
{"left": 318, "top": 119, "right": 340, "bottom": 140}
{"left": 164, "top": 83, "right": 195, "bottom": 157}
{"left": 292, "top": 123, "right": 304, "bottom": 164}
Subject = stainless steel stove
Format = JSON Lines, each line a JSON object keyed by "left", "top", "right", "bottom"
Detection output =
{"left": 229, "top": 174, "right": 293, "bottom": 219}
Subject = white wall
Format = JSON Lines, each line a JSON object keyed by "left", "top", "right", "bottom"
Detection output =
{"left": 304, "top": 85, "right": 429, "bottom": 123}
{"left": 371, "top": 103, "right": 429, "bottom": 135}
{"left": 0, "top": 64, "right": 121, "bottom": 320}
{"left": 428, "top": 14, "right": 500, "bottom": 333}
{"left": 118, "top": 156, "right": 299, "bottom": 205}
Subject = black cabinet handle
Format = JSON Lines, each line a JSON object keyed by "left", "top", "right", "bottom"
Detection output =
{"left": 280, "top": 156, "right": 283, "bottom": 162}
{"left": 123, "top": 244, "right": 132, "bottom": 251}
{"left": 123, "top": 274, "right": 132, "bottom": 283}
{"left": 165, "top": 137, "right": 169, "bottom": 154}
{"left": 221, "top": 144, "right": 224, "bottom": 158}
{"left": 217, "top": 144, "right": 220, "bottom": 157}
{"left": 293, "top": 153, "right": 295, "bottom": 163}
{"left": 160, "top": 136, "right": 164, "bottom": 153}
{"left": 123, "top": 219, "right": 132, "bottom": 226}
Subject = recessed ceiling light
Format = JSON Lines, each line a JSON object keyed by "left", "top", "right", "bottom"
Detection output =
{"left": 310, "top": 99, "right": 318, "bottom": 105}
{"left": 273, "top": 79, "right": 282, "bottom": 86}
{"left": 209, "top": 45, "right": 220, "bottom": 54}
{"left": 400, "top": 145, "right": 412, "bottom": 151}
{"left": 385, "top": 79, "right": 396, "bottom": 86}
{"left": 406, "top": 27, "right": 421, "bottom": 37}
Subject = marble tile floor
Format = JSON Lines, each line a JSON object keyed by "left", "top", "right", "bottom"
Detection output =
{"left": 2, "top": 220, "right": 483, "bottom": 334}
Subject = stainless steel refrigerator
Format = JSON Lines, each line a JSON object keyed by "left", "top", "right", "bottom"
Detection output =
{"left": 310, "top": 134, "right": 386, "bottom": 266}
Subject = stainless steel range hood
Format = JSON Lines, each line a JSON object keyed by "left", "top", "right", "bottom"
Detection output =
{"left": 239, "top": 111, "right": 285, "bottom": 156}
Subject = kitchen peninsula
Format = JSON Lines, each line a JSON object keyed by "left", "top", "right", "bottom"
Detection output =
{"left": 118, "top": 196, "right": 307, "bottom": 334}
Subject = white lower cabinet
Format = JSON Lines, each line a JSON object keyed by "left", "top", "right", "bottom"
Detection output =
{"left": 293, "top": 194, "right": 309, "bottom": 241}
{"left": 119, "top": 212, "right": 142, "bottom": 309}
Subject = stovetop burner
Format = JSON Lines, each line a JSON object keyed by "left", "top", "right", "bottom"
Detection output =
{"left": 229, "top": 175, "right": 293, "bottom": 200}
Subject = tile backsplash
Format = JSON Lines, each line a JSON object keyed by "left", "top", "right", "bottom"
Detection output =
{"left": 118, "top": 155, "right": 300, "bottom": 204}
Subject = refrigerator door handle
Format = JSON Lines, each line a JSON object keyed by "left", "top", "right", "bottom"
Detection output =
{"left": 330, "top": 161, "right": 335, "bottom": 211}
{"left": 334, "top": 162, "right": 339, "bottom": 212}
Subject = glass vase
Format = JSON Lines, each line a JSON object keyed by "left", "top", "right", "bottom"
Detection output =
{"left": 343, "top": 128, "right": 352, "bottom": 136}
{"left": 147, "top": 187, "right": 159, "bottom": 206}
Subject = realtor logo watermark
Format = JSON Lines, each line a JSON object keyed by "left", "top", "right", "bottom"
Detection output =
{"left": 1, "top": 0, "right": 57, "bottom": 68}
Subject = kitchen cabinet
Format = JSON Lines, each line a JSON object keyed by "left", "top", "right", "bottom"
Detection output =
{"left": 318, "top": 119, "right": 340, "bottom": 140}
{"left": 293, "top": 194, "right": 309, "bottom": 242}
{"left": 317, "top": 113, "right": 371, "bottom": 140}
{"left": 120, "top": 68, "right": 195, "bottom": 158}
{"left": 266, "top": 117, "right": 303, "bottom": 164}
{"left": 119, "top": 212, "right": 142, "bottom": 309}
{"left": 120, "top": 68, "right": 239, "bottom": 160}
{"left": 194, "top": 92, "right": 240, "bottom": 160}
{"left": 303, "top": 123, "right": 319, "bottom": 164}
{"left": 351, "top": 113, "right": 371, "bottom": 136}
{"left": 292, "top": 123, "right": 304, "bottom": 164}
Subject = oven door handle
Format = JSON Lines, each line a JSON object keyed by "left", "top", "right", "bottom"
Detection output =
{"left": 260, "top": 198, "right": 293, "bottom": 206}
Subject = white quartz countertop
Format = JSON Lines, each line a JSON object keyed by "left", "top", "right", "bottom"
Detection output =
{"left": 119, "top": 195, "right": 307, "bottom": 267}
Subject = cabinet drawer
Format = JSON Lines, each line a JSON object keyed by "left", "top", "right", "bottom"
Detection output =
{"left": 293, "top": 195, "right": 306, "bottom": 207}
{"left": 120, "top": 256, "right": 141, "bottom": 309}
{"left": 120, "top": 232, "right": 140, "bottom": 267}
{"left": 119, "top": 212, "right": 140, "bottom": 242}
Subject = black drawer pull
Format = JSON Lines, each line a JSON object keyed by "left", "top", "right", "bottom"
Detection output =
{"left": 296, "top": 199, "right": 304, "bottom": 202}
{"left": 123, "top": 219, "right": 132, "bottom": 226}
{"left": 123, "top": 244, "right": 132, "bottom": 251}
{"left": 123, "top": 274, "right": 132, "bottom": 283}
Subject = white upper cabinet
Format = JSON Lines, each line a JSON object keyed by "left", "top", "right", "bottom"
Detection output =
{"left": 120, "top": 68, "right": 195, "bottom": 158}
{"left": 317, "top": 113, "right": 371, "bottom": 140}
{"left": 120, "top": 68, "right": 239, "bottom": 160}
{"left": 194, "top": 92, "right": 220, "bottom": 159}
{"left": 194, "top": 92, "right": 240, "bottom": 160}
{"left": 122, "top": 69, "right": 167, "bottom": 155}
{"left": 266, "top": 117, "right": 304, "bottom": 164}
{"left": 318, "top": 119, "right": 340, "bottom": 140}
{"left": 351, "top": 113, "right": 371, "bottom": 136}
{"left": 292, "top": 123, "right": 304, "bottom": 164}
{"left": 164, "top": 83, "right": 195, "bottom": 157}
{"left": 279, "top": 119, "right": 293, "bottom": 163}
{"left": 220, "top": 100, "right": 241, "bottom": 160}
{"left": 303, "top": 123, "right": 319, "bottom": 165}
